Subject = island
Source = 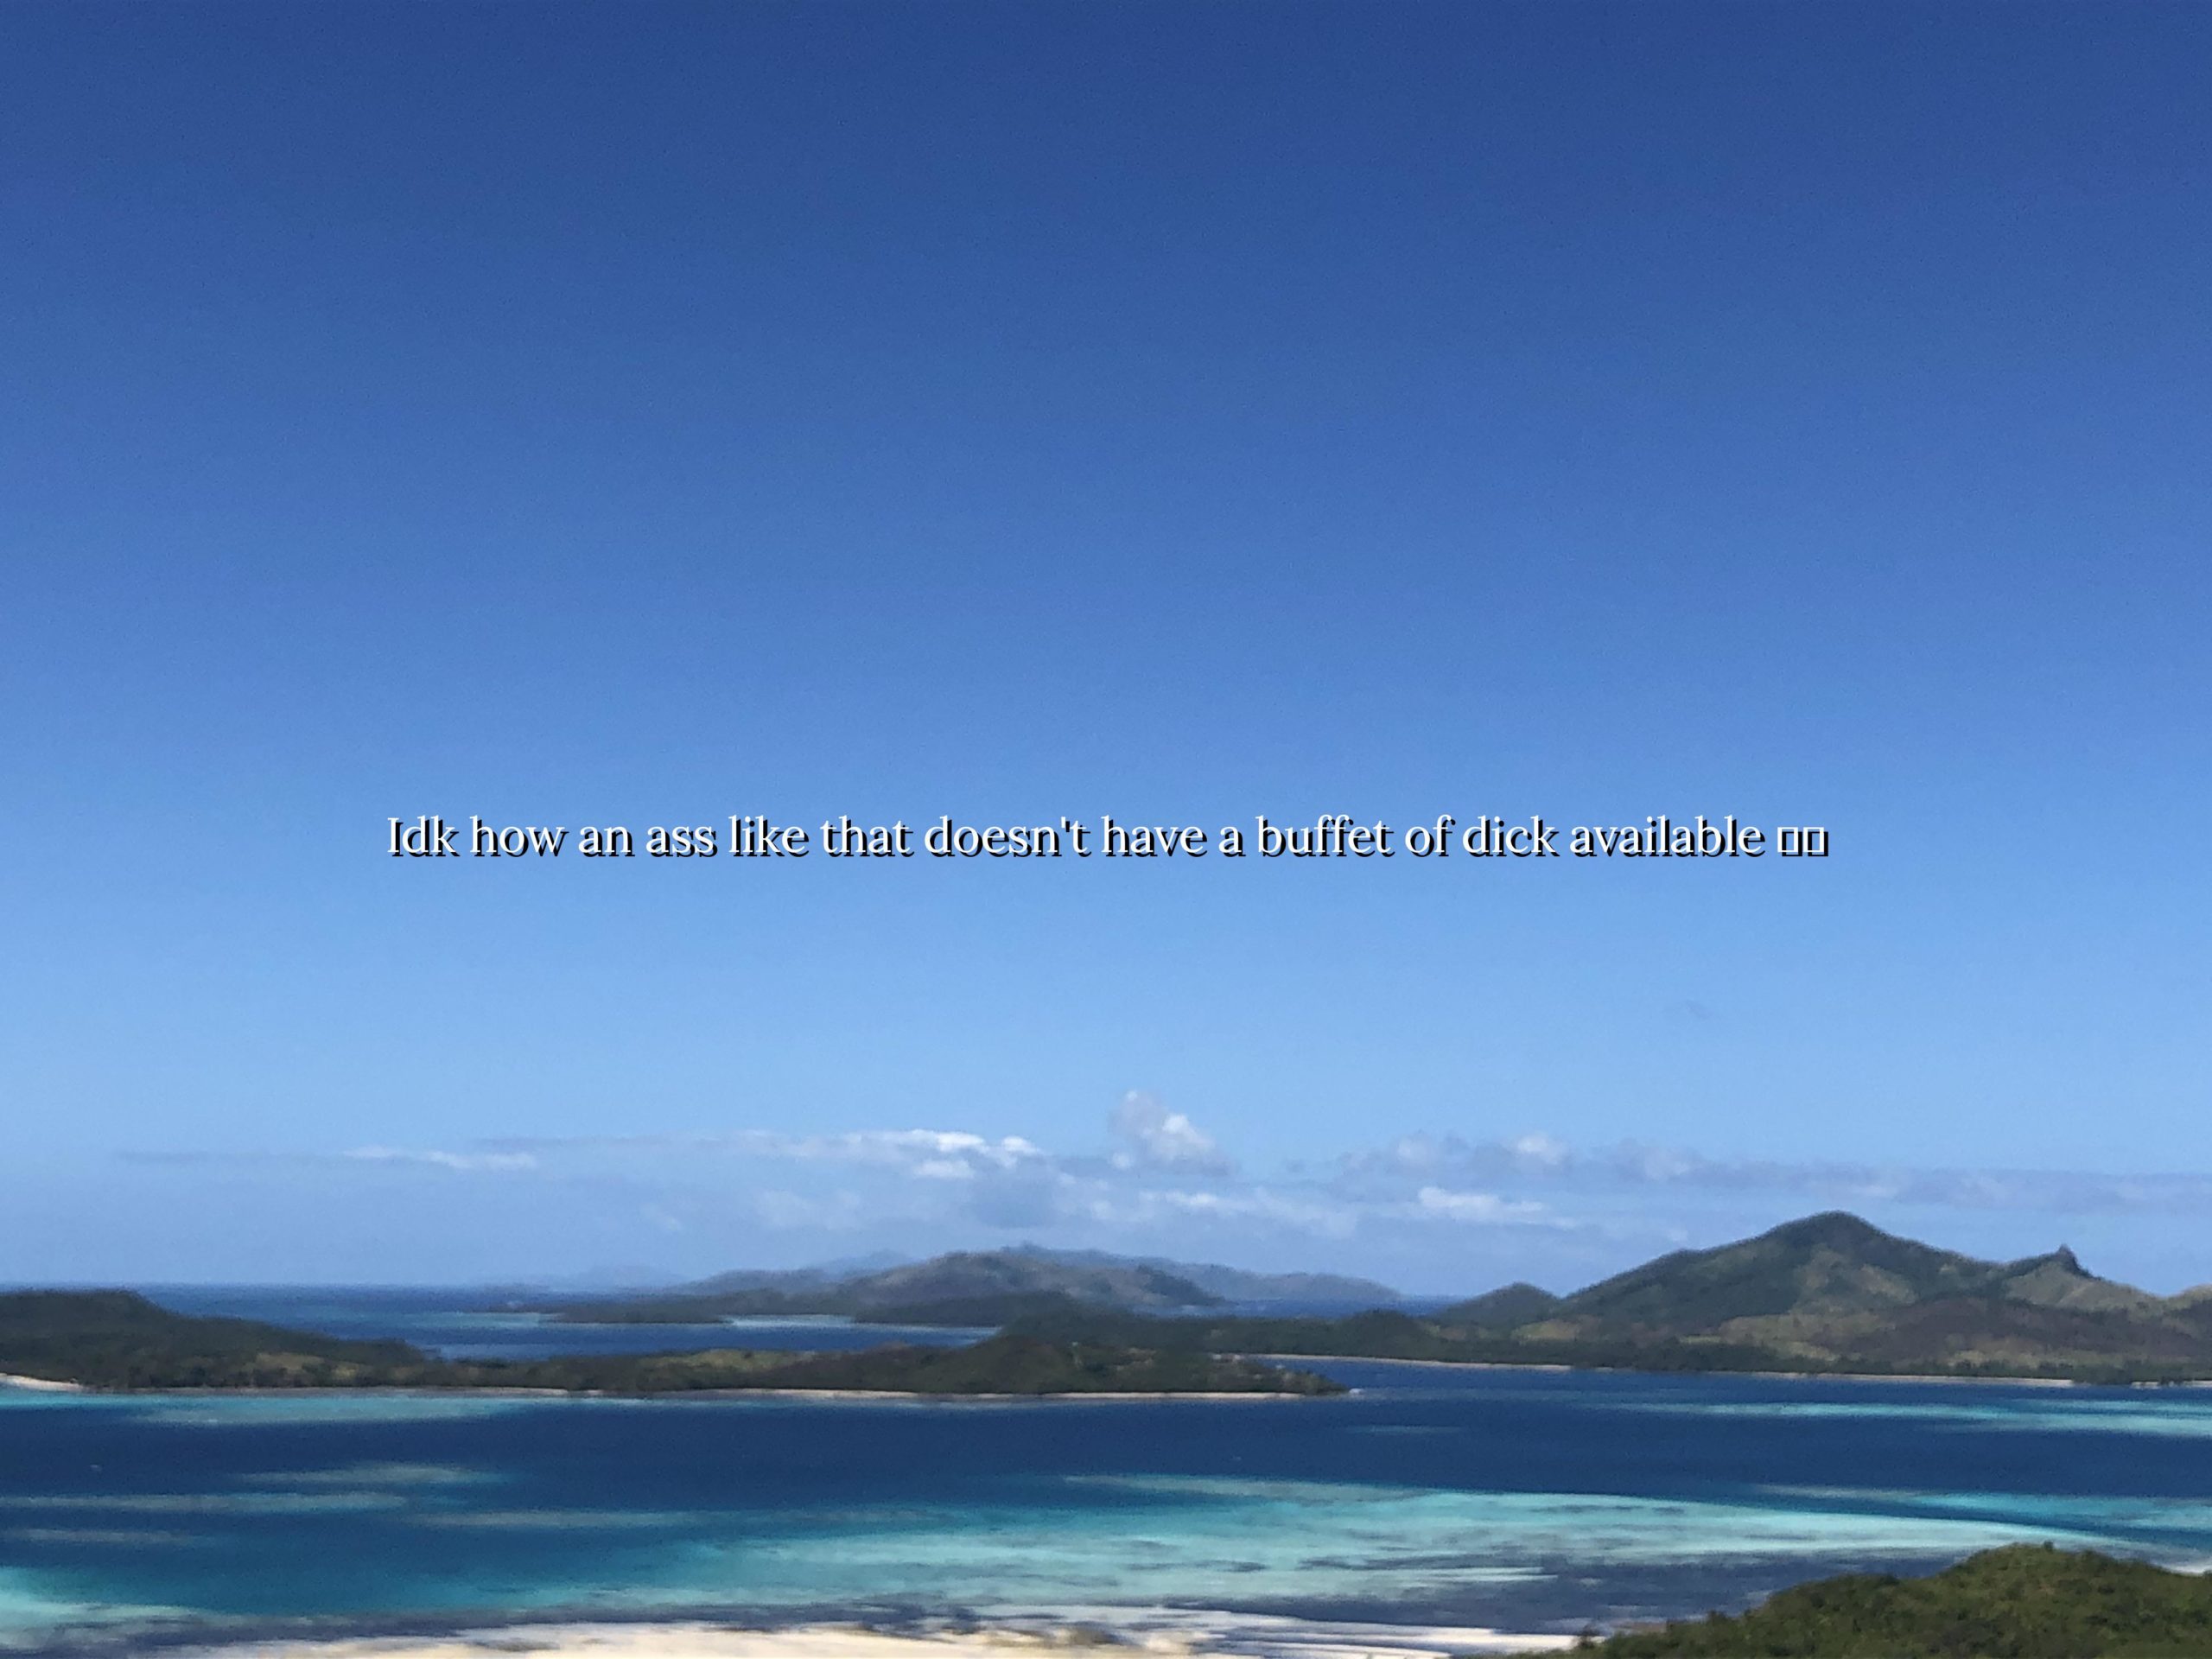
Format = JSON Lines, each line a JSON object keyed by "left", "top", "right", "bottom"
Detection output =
{"left": 533, "top": 1249, "right": 1230, "bottom": 1324}
{"left": 518, "top": 1246, "right": 1402, "bottom": 1326}
{"left": 984, "top": 1211, "right": 2212, "bottom": 1385}
{"left": 0, "top": 1291, "right": 1342, "bottom": 1396}
{"left": 551, "top": 1213, "right": 2212, "bottom": 1385}
{"left": 17, "top": 1211, "right": 2212, "bottom": 1393}
{"left": 1586, "top": 1543, "right": 2212, "bottom": 1656}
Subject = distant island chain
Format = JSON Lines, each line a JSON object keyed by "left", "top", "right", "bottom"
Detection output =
{"left": 10, "top": 1211, "right": 2207, "bottom": 1397}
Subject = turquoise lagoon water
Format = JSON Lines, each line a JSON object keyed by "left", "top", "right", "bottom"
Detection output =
{"left": 137, "top": 1287, "right": 993, "bottom": 1361}
{"left": 9, "top": 1314, "right": 2212, "bottom": 1653}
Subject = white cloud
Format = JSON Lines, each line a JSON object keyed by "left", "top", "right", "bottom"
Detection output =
{"left": 1508, "top": 1132, "right": 1571, "bottom": 1168}
{"left": 1414, "top": 1186, "right": 1554, "bottom": 1225}
{"left": 134, "top": 1108, "right": 2212, "bottom": 1282}
{"left": 910, "top": 1158, "right": 977, "bottom": 1181}
{"left": 1343, "top": 1130, "right": 1579, "bottom": 1182}
{"left": 1122, "top": 1185, "right": 1357, "bottom": 1238}
{"left": 723, "top": 1128, "right": 1048, "bottom": 1176}
{"left": 1108, "top": 1090, "right": 1232, "bottom": 1174}
{"left": 343, "top": 1146, "right": 538, "bottom": 1173}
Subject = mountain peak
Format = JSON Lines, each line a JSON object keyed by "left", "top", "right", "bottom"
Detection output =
{"left": 1556, "top": 1210, "right": 1995, "bottom": 1333}
{"left": 1764, "top": 1211, "right": 1893, "bottom": 1251}
{"left": 1437, "top": 1281, "right": 1563, "bottom": 1329}
{"left": 2002, "top": 1243, "right": 2094, "bottom": 1280}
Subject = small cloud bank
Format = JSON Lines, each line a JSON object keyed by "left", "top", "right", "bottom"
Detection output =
{"left": 344, "top": 1147, "right": 539, "bottom": 1173}
{"left": 1414, "top": 1186, "right": 1554, "bottom": 1225}
{"left": 1108, "top": 1090, "right": 1232, "bottom": 1175}
{"left": 1336, "top": 1133, "right": 2212, "bottom": 1218}
{"left": 108, "top": 1109, "right": 2212, "bottom": 1291}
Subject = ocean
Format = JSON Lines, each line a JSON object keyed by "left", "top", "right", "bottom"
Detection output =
{"left": 6, "top": 1291, "right": 2212, "bottom": 1654}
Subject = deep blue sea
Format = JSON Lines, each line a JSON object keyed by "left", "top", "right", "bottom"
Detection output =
{"left": 7, "top": 1290, "right": 2212, "bottom": 1654}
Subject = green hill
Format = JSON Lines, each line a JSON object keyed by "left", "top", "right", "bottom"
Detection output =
{"left": 1590, "top": 1544, "right": 2212, "bottom": 1657}
{"left": 1536, "top": 1211, "right": 2002, "bottom": 1329}
{"left": 24, "top": 1213, "right": 2209, "bottom": 1391}
{"left": 0, "top": 1289, "right": 432, "bottom": 1388}
{"left": 0, "top": 1291, "right": 1338, "bottom": 1395}
{"left": 1499, "top": 1211, "right": 2212, "bottom": 1376}
{"left": 1005, "top": 1245, "right": 1404, "bottom": 1306}
{"left": 741, "top": 1332, "right": 1342, "bottom": 1395}
{"left": 1006, "top": 1215, "right": 2212, "bottom": 1382}
{"left": 1523, "top": 1212, "right": 2168, "bottom": 1336}
{"left": 1438, "top": 1281, "right": 1564, "bottom": 1328}
{"left": 546, "top": 1248, "right": 1225, "bottom": 1324}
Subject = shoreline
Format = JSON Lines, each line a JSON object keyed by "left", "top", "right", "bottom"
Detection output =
{"left": 158, "top": 1610, "right": 1581, "bottom": 1658}
{"left": 1256, "top": 1351, "right": 2199, "bottom": 1389}
{"left": 16, "top": 1350, "right": 2209, "bottom": 1401}
{"left": 0, "top": 1381, "right": 1329, "bottom": 1404}
{"left": 0, "top": 1370, "right": 86, "bottom": 1392}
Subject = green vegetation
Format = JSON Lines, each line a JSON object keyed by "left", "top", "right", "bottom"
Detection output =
{"left": 0, "top": 1292, "right": 1339, "bottom": 1395}
{"left": 541, "top": 1249, "right": 1224, "bottom": 1324}
{"left": 1007, "top": 1248, "right": 1401, "bottom": 1307}
{"left": 527, "top": 1248, "right": 1400, "bottom": 1325}
{"left": 1586, "top": 1544, "right": 2212, "bottom": 1657}
{"left": 1487, "top": 1211, "right": 2212, "bottom": 1382}
{"left": 1444, "top": 1281, "right": 1565, "bottom": 1328}
{"left": 0, "top": 1289, "right": 433, "bottom": 1389}
{"left": 1001, "top": 1214, "right": 2212, "bottom": 1384}
{"left": 852, "top": 1290, "right": 1129, "bottom": 1327}
{"left": 1004, "top": 1303, "right": 1799, "bottom": 1376}
{"left": 734, "top": 1333, "right": 1343, "bottom": 1395}
{"left": 24, "top": 1212, "right": 2209, "bottom": 1394}
{"left": 524, "top": 1215, "right": 2212, "bottom": 1382}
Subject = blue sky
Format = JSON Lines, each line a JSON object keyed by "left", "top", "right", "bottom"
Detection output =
{"left": 3, "top": 2, "right": 2208, "bottom": 1291}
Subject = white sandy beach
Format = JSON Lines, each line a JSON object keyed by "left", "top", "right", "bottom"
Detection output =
{"left": 180, "top": 1613, "right": 1579, "bottom": 1658}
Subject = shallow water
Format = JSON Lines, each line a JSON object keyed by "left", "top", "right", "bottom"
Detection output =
{"left": 7, "top": 1341, "right": 2212, "bottom": 1652}
{"left": 138, "top": 1287, "right": 990, "bottom": 1360}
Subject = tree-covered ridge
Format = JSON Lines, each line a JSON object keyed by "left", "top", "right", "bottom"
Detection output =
{"left": 0, "top": 1293, "right": 1340, "bottom": 1395}
{"left": 0, "top": 1290, "right": 430, "bottom": 1389}
{"left": 1587, "top": 1545, "right": 2212, "bottom": 1657}
{"left": 18, "top": 1211, "right": 2212, "bottom": 1390}
{"left": 544, "top": 1248, "right": 1225, "bottom": 1323}
{"left": 1001, "top": 1215, "right": 2212, "bottom": 1383}
{"left": 1490, "top": 1211, "right": 2174, "bottom": 1336}
{"left": 738, "top": 1334, "right": 1341, "bottom": 1395}
{"left": 538, "top": 1214, "right": 2212, "bottom": 1381}
{"left": 1473, "top": 1211, "right": 2212, "bottom": 1377}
